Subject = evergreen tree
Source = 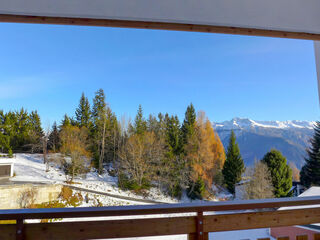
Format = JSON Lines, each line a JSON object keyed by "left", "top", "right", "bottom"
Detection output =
{"left": 48, "top": 121, "right": 60, "bottom": 152}
{"left": 130, "top": 105, "right": 147, "bottom": 135}
{"left": 222, "top": 130, "right": 245, "bottom": 194}
{"left": 262, "top": 149, "right": 292, "bottom": 198}
{"left": 163, "top": 114, "right": 185, "bottom": 198}
{"left": 300, "top": 121, "right": 320, "bottom": 187}
{"left": 181, "top": 103, "right": 196, "bottom": 145}
{"left": 75, "top": 92, "right": 91, "bottom": 128}
{"left": 61, "top": 114, "right": 71, "bottom": 127}
{"left": 28, "top": 110, "right": 43, "bottom": 152}
{"left": 181, "top": 104, "right": 203, "bottom": 198}
{"left": 92, "top": 88, "right": 108, "bottom": 173}
{"left": 104, "top": 107, "right": 120, "bottom": 164}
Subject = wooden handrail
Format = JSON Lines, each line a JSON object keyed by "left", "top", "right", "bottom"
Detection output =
{"left": 0, "top": 196, "right": 319, "bottom": 220}
{"left": 1, "top": 196, "right": 320, "bottom": 240}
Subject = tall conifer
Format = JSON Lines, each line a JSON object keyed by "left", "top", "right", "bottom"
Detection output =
{"left": 300, "top": 121, "right": 320, "bottom": 187}
{"left": 262, "top": 149, "right": 292, "bottom": 197}
{"left": 75, "top": 92, "right": 91, "bottom": 128}
{"left": 92, "top": 89, "right": 107, "bottom": 173}
{"left": 222, "top": 130, "right": 245, "bottom": 194}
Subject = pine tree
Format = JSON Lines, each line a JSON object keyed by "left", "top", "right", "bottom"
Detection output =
{"left": 262, "top": 149, "right": 292, "bottom": 198}
{"left": 300, "top": 121, "right": 320, "bottom": 187}
{"left": 163, "top": 114, "right": 185, "bottom": 198}
{"left": 48, "top": 121, "right": 60, "bottom": 152}
{"left": 75, "top": 92, "right": 91, "bottom": 128}
{"left": 181, "top": 103, "right": 196, "bottom": 145}
{"left": 222, "top": 130, "right": 245, "bottom": 194}
{"left": 61, "top": 114, "right": 71, "bottom": 127}
{"left": 92, "top": 88, "right": 107, "bottom": 173}
{"left": 130, "top": 105, "right": 147, "bottom": 135}
{"left": 28, "top": 110, "right": 43, "bottom": 153}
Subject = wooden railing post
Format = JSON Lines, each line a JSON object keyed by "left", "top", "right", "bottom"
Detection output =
{"left": 16, "top": 219, "right": 24, "bottom": 240}
{"left": 196, "top": 212, "right": 208, "bottom": 240}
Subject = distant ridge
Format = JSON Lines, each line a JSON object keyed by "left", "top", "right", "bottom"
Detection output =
{"left": 213, "top": 118, "right": 315, "bottom": 168}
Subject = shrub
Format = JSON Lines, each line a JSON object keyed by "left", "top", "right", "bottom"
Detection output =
{"left": 118, "top": 173, "right": 150, "bottom": 191}
{"left": 68, "top": 193, "right": 83, "bottom": 207}
{"left": 187, "top": 178, "right": 205, "bottom": 200}
{"left": 8, "top": 148, "right": 13, "bottom": 158}
{"left": 18, "top": 188, "right": 37, "bottom": 208}
{"left": 60, "top": 186, "right": 73, "bottom": 201}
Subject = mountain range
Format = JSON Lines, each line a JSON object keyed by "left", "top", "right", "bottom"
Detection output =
{"left": 212, "top": 118, "right": 315, "bottom": 168}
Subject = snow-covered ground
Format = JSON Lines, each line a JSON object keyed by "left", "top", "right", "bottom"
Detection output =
{"left": 2, "top": 154, "right": 273, "bottom": 240}
{"left": 10, "top": 153, "right": 178, "bottom": 204}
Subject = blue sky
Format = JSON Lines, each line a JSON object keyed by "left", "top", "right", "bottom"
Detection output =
{"left": 0, "top": 23, "right": 318, "bottom": 125}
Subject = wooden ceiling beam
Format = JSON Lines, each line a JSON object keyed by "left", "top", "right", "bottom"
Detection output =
{"left": 1, "top": 14, "right": 320, "bottom": 41}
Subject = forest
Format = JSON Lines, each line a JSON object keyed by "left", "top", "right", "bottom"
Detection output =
{"left": 0, "top": 89, "right": 299, "bottom": 200}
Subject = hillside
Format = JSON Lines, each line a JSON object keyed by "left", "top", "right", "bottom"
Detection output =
{"left": 213, "top": 118, "right": 315, "bottom": 168}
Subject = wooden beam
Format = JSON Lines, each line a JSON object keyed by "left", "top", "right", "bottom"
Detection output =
{"left": 0, "top": 196, "right": 320, "bottom": 220}
{"left": 25, "top": 216, "right": 195, "bottom": 240}
{"left": 0, "top": 207, "right": 320, "bottom": 240}
{"left": 204, "top": 207, "right": 320, "bottom": 233}
{"left": 1, "top": 14, "right": 320, "bottom": 41}
{"left": 0, "top": 224, "right": 15, "bottom": 240}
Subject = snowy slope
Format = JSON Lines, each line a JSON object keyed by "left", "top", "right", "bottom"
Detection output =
{"left": 6, "top": 154, "right": 274, "bottom": 240}
{"left": 10, "top": 153, "right": 177, "bottom": 204}
{"left": 213, "top": 118, "right": 315, "bottom": 130}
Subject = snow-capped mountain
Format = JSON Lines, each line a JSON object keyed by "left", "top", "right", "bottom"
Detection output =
{"left": 213, "top": 118, "right": 315, "bottom": 130}
{"left": 213, "top": 118, "right": 315, "bottom": 168}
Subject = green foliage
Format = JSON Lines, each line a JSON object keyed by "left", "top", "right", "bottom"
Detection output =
{"left": 91, "top": 88, "right": 108, "bottom": 173}
{"left": 48, "top": 121, "right": 61, "bottom": 152}
{"left": 262, "top": 149, "right": 292, "bottom": 198}
{"left": 118, "top": 173, "right": 151, "bottom": 191}
{"left": 130, "top": 105, "right": 147, "bottom": 135}
{"left": 301, "top": 121, "right": 320, "bottom": 187}
{"left": 0, "top": 108, "right": 43, "bottom": 153}
{"left": 222, "top": 130, "right": 245, "bottom": 194}
{"left": 8, "top": 148, "right": 13, "bottom": 158}
{"left": 61, "top": 114, "right": 71, "bottom": 127}
{"left": 181, "top": 103, "right": 196, "bottom": 146}
{"left": 187, "top": 177, "right": 205, "bottom": 200}
{"left": 75, "top": 92, "right": 91, "bottom": 128}
{"left": 163, "top": 114, "right": 185, "bottom": 198}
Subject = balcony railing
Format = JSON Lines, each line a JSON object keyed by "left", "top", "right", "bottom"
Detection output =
{"left": 1, "top": 196, "right": 320, "bottom": 240}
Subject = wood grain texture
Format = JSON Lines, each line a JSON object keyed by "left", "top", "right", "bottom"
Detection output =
{"left": 0, "top": 14, "right": 320, "bottom": 40}
{"left": 24, "top": 216, "right": 196, "bottom": 240}
{"left": 204, "top": 208, "right": 320, "bottom": 232}
{"left": 0, "top": 224, "right": 16, "bottom": 240}
{"left": 0, "top": 196, "right": 320, "bottom": 220}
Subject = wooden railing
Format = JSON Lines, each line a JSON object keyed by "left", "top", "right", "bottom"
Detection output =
{"left": 1, "top": 196, "right": 320, "bottom": 240}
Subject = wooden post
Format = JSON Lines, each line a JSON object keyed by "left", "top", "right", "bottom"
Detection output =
{"left": 16, "top": 219, "right": 24, "bottom": 240}
{"left": 196, "top": 212, "right": 208, "bottom": 240}
{"left": 197, "top": 212, "right": 204, "bottom": 240}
